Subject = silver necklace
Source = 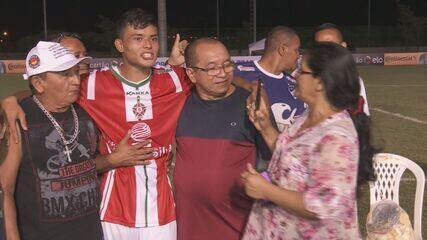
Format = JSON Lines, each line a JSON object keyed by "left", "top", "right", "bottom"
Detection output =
{"left": 33, "top": 95, "right": 79, "bottom": 162}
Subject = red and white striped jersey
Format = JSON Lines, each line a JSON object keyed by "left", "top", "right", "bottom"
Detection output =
{"left": 77, "top": 66, "right": 191, "bottom": 227}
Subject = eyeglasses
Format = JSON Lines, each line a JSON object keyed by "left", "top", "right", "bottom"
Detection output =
{"left": 51, "top": 32, "right": 82, "bottom": 43}
{"left": 188, "top": 62, "right": 234, "bottom": 76}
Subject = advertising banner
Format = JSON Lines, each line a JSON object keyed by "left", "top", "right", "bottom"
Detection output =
{"left": 1, "top": 52, "right": 426, "bottom": 75}
{"left": 384, "top": 52, "right": 427, "bottom": 66}
{"left": 0, "top": 60, "right": 26, "bottom": 74}
{"left": 353, "top": 54, "right": 384, "bottom": 65}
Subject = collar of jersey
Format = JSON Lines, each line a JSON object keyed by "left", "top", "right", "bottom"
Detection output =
{"left": 254, "top": 60, "right": 284, "bottom": 79}
{"left": 110, "top": 65, "right": 152, "bottom": 89}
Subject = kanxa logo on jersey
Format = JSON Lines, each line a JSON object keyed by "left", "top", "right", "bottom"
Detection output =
{"left": 126, "top": 90, "right": 150, "bottom": 96}
{"left": 122, "top": 83, "right": 153, "bottom": 121}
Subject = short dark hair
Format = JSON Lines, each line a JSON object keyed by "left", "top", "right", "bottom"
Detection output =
{"left": 184, "top": 38, "right": 223, "bottom": 67}
{"left": 305, "top": 43, "right": 376, "bottom": 196}
{"left": 314, "top": 23, "right": 344, "bottom": 42}
{"left": 116, "top": 8, "right": 157, "bottom": 37}
{"left": 265, "top": 26, "right": 297, "bottom": 51}
{"left": 48, "top": 32, "right": 83, "bottom": 43}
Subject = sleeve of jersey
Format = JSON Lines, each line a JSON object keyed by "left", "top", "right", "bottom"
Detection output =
{"left": 172, "top": 66, "right": 193, "bottom": 95}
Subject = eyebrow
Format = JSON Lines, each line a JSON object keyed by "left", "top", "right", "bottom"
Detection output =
{"left": 131, "top": 34, "right": 158, "bottom": 37}
{"left": 205, "top": 58, "right": 232, "bottom": 65}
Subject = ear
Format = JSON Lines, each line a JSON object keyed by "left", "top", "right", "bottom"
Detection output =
{"left": 278, "top": 43, "right": 287, "bottom": 56}
{"left": 340, "top": 41, "right": 348, "bottom": 48}
{"left": 30, "top": 75, "right": 45, "bottom": 94}
{"left": 314, "top": 77, "right": 324, "bottom": 92}
{"left": 114, "top": 38, "right": 124, "bottom": 53}
{"left": 185, "top": 68, "right": 197, "bottom": 84}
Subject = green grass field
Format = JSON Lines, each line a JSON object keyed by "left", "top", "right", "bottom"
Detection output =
{"left": 0, "top": 65, "right": 426, "bottom": 237}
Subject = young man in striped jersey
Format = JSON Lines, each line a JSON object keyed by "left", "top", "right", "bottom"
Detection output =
{"left": 1, "top": 8, "right": 189, "bottom": 240}
{"left": 76, "top": 9, "right": 190, "bottom": 240}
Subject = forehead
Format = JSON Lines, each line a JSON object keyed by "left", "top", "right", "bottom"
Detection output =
{"left": 289, "top": 36, "right": 300, "bottom": 47}
{"left": 315, "top": 29, "right": 341, "bottom": 44}
{"left": 42, "top": 66, "right": 79, "bottom": 79}
{"left": 195, "top": 42, "right": 230, "bottom": 65}
{"left": 60, "top": 37, "right": 86, "bottom": 51}
{"left": 122, "top": 24, "right": 158, "bottom": 37}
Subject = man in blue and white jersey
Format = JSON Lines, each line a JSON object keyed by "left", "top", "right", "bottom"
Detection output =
{"left": 234, "top": 26, "right": 306, "bottom": 132}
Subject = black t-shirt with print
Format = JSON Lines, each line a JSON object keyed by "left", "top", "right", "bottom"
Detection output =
{"left": 15, "top": 97, "right": 103, "bottom": 240}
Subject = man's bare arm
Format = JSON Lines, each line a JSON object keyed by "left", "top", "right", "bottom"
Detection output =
{"left": 232, "top": 76, "right": 253, "bottom": 92}
{"left": 0, "top": 125, "right": 23, "bottom": 240}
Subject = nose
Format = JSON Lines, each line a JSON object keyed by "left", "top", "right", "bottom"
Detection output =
{"left": 216, "top": 66, "right": 227, "bottom": 78}
{"left": 70, "top": 72, "right": 81, "bottom": 85}
{"left": 143, "top": 38, "right": 152, "bottom": 49}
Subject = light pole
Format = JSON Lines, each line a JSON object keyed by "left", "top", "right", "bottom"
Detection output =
{"left": 253, "top": 0, "right": 256, "bottom": 43}
{"left": 158, "top": 0, "right": 167, "bottom": 57}
{"left": 368, "top": 0, "right": 371, "bottom": 47}
{"left": 216, "top": 0, "right": 220, "bottom": 39}
{"left": 43, "top": 0, "right": 47, "bottom": 40}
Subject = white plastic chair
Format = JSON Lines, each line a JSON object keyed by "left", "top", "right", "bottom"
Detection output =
{"left": 369, "top": 153, "right": 425, "bottom": 240}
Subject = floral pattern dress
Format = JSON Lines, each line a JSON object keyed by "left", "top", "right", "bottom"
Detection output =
{"left": 242, "top": 110, "right": 361, "bottom": 240}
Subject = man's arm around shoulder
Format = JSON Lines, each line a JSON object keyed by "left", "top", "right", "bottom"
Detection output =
{"left": 0, "top": 125, "right": 23, "bottom": 240}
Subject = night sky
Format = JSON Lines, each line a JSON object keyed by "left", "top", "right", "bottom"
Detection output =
{"left": 1, "top": 0, "right": 427, "bottom": 41}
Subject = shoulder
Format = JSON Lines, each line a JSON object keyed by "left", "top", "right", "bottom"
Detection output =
{"left": 19, "top": 96, "right": 34, "bottom": 110}
{"left": 283, "top": 72, "right": 297, "bottom": 83}
{"left": 153, "top": 66, "right": 178, "bottom": 75}
{"left": 152, "top": 66, "right": 187, "bottom": 83}
{"left": 74, "top": 103, "right": 92, "bottom": 119}
{"left": 82, "top": 68, "right": 115, "bottom": 86}
{"left": 233, "top": 85, "right": 251, "bottom": 99}
{"left": 321, "top": 112, "right": 358, "bottom": 142}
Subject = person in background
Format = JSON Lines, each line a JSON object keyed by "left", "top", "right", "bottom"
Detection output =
{"left": 234, "top": 26, "right": 306, "bottom": 133}
{"left": 50, "top": 32, "right": 90, "bottom": 75}
{"left": 314, "top": 23, "right": 370, "bottom": 115}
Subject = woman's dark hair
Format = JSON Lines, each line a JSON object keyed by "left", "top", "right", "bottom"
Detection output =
{"left": 306, "top": 42, "right": 376, "bottom": 196}
{"left": 116, "top": 8, "right": 157, "bottom": 38}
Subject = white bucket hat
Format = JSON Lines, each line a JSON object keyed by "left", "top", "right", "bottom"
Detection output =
{"left": 23, "top": 41, "right": 91, "bottom": 80}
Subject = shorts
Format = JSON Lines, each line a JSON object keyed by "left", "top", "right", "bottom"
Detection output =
{"left": 101, "top": 220, "right": 177, "bottom": 240}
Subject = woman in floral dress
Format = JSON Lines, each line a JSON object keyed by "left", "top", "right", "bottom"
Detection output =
{"left": 241, "top": 43, "right": 376, "bottom": 240}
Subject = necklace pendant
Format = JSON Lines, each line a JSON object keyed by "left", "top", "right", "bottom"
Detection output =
{"left": 64, "top": 146, "right": 72, "bottom": 162}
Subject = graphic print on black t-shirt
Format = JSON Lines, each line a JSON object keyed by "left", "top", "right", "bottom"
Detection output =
{"left": 15, "top": 97, "right": 102, "bottom": 240}
{"left": 18, "top": 101, "right": 100, "bottom": 222}
{"left": 34, "top": 120, "right": 99, "bottom": 221}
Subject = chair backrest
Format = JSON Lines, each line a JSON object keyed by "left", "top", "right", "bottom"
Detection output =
{"left": 369, "top": 153, "right": 425, "bottom": 240}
